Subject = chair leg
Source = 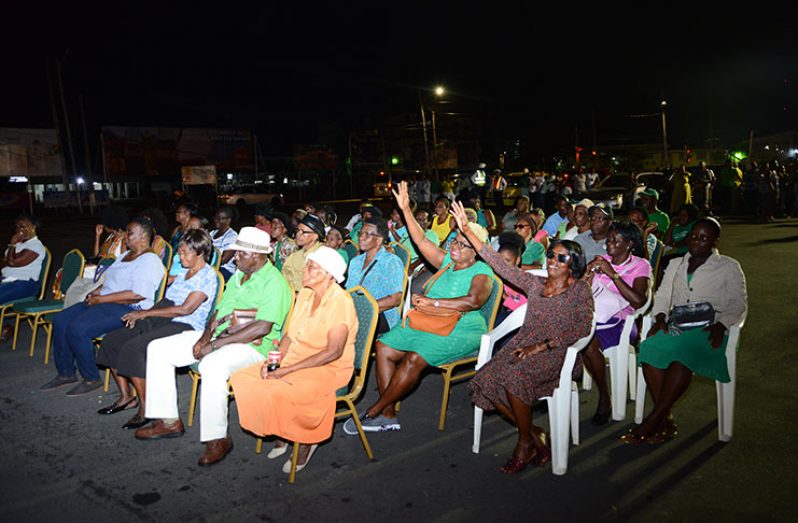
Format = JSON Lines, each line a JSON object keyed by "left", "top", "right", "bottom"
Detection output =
{"left": 628, "top": 350, "right": 637, "bottom": 401}
{"left": 288, "top": 442, "right": 300, "bottom": 484}
{"left": 255, "top": 438, "right": 263, "bottom": 454}
{"left": 27, "top": 316, "right": 39, "bottom": 357}
{"left": 472, "top": 406, "right": 484, "bottom": 454}
{"left": 103, "top": 368, "right": 111, "bottom": 392}
{"left": 717, "top": 381, "right": 735, "bottom": 442}
{"left": 634, "top": 366, "right": 647, "bottom": 424}
{"left": 582, "top": 369, "right": 593, "bottom": 391}
{"left": 13, "top": 314, "right": 23, "bottom": 351}
{"left": 394, "top": 401, "right": 401, "bottom": 412}
{"left": 345, "top": 398, "right": 374, "bottom": 460}
{"left": 44, "top": 324, "right": 53, "bottom": 365}
{"left": 188, "top": 373, "right": 200, "bottom": 427}
{"left": 547, "top": 388, "right": 571, "bottom": 476}
{"left": 608, "top": 347, "right": 628, "bottom": 422}
{"left": 570, "top": 384, "right": 580, "bottom": 446}
{"left": 438, "top": 368, "right": 454, "bottom": 431}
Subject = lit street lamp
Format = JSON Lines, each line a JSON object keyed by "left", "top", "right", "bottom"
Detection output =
{"left": 660, "top": 100, "right": 669, "bottom": 168}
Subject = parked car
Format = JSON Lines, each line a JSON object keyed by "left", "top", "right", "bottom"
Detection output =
{"left": 582, "top": 171, "right": 668, "bottom": 212}
{"left": 217, "top": 185, "right": 283, "bottom": 208}
{"left": 633, "top": 171, "right": 669, "bottom": 208}
{"left": 485, "top": 171, "right": 528, "bottom": 208}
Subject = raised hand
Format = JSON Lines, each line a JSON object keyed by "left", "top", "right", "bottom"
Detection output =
{"left": 392, "top": 181, "right": 411, "bottom": 211}
{"left": 95, "top": 224, "right": 105, "bottom": 238}
{"left": 450, "top": 201, "right": 469, "bottom": 231}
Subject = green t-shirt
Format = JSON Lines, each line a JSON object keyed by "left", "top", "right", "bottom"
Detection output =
{"left": 337, "top": 248, "right": 350, "bottom": 265}
{"left": 521, "top": 240, "right": 546, "bottom": 267}
{"left": 556, "top": 220, "right": 569, "bottom": 239}
{"left": 213, "top": 262, "right": 292, "bottom": 357}
{"left": 648, "top": 209, "right": 671, "bottom": 235}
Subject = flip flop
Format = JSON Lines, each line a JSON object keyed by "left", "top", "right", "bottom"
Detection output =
{"left": 267, "top": 444, "right": 289, "bottom": 460}
{"left": 282, "top": 444, "right": 318, "bottom": 474}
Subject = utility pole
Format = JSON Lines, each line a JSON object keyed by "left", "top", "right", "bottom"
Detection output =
{"left": 431, "top": 109, "right": 439, "bottom": 180}
{"left": 79, "top": 95, "right": 93, "bottom": 180}
{"left": 56, "top": 59, "right": 82, "bottom": 213}
{"left": 748, "top": 129, "right": 754, "bottom": 159}
{"left": 660, "top": 100, "right": 669, "bottom": 169}
{"left": 46, "top": 59, "right": 71, "bottom": 207}
{"left": 418, "top": 91, "right": 431, "bottom": 179}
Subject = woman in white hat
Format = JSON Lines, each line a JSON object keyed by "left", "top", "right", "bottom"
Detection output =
{"left": 231, "top": 246, "right": 359, "bottom": 475}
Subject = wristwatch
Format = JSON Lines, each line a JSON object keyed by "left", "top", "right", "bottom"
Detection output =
{"left": 611, "top": 272, "right": 620, "bottom": 281}
{"left": 545, "top": 339, "right": 552, "bottom": 352}
{"left": 433, "top": 299, "right": 440, "bottom": 308}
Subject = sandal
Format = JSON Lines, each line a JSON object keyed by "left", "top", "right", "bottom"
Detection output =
{"left": 499, "top": 453, "right": 536, "bottom": 475}
{"left": 620, "top": 429, "right": 649, "bottom": 446}
{"left": 97, "top": 396, "right": 139, "bottom": 415}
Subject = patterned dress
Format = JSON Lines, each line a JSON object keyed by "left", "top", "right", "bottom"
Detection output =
{"left": 470, "top": 245, "right": 594, "bottom": 409}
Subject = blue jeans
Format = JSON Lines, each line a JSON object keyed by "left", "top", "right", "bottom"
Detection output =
{"left": 0, "top": 279, "right": 38, "bottom": 305}
{"left": 52, "top": 302, "right": 131, "bottom": 381}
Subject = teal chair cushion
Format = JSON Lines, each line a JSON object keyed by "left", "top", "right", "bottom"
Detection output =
{"left": 14, "top": 298, "right": 65, "bottom": 314}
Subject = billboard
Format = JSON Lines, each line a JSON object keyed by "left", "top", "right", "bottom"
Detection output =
{"left": 0, "top": 128, "right": 64, "bottom": 178}
{"left": 102, "top": 127, "right": 254, "bottom": 178}
{"left": 181, "top": 165, "right": 218, "bottom": 185}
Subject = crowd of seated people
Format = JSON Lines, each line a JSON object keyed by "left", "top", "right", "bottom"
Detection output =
{"left": 9, "top": 177, "right": 748, "bottom": 477}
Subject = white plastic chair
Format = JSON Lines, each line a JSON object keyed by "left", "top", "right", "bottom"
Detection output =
{"left": 582, "top": 282, "right": 653, "bottom": 420}
{"left": 472, "top": 310, "right": 597, "bottom": 476}
{"left": 633, "top": 314, "right": 746, "bottom": 442}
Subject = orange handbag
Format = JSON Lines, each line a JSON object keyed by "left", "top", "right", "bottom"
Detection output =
{"left": 403, "top": 262, "right": 462, "bottom": 336}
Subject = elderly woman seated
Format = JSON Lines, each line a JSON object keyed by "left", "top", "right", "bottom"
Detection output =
{"left": 343, "top": 181, "right": 494, "bottom": 435}
{"left": 622, "top": 218, "right": 747, "bottom": 445}
{"left": 41, "top": 216, "right": 165, "bottom": 396}
{"left": 451, "top": 201, "right": 594, "bottom": 474}
{"left": 230, "top": 246, "right": 357, "bottom": 475}
{"left": 95, "top": 230, "right": 218, "bottom": 429}
{"left": 581, "top": 222, "right": 651, "bottom": 425}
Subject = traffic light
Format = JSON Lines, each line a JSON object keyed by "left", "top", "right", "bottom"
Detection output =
{"left": 390, "top": 156, "right": 401, "bottom": 166}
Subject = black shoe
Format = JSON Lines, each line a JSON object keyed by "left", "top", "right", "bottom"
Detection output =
{"left": 40, "top": 375, "right": 78, "bottom": 391}
{"left": 122, "top": 414, "right": 150, "bottom": 430}
{"left": 97, "top": 397, "right": 139, "bottom": 415}
{"left": 65, "top": 380, "right": 103, "bottom": 397}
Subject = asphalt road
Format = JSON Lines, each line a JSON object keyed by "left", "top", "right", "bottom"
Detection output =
{"left": 0, "top": 214, "right": 796, "bottom": 522}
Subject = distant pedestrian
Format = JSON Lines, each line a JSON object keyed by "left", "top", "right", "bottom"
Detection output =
{"left": 669, "top": 164, "right": 693, "bottom": 216}
{"left": 692, "top": 161, "right": 716, "bottom": 215}
{"left": 490, "top": 169, "right": 507, "bottom": 213}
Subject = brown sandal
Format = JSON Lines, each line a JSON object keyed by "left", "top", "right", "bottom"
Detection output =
{"left": 620, "top": 429, "right": 648, "bottom": 445}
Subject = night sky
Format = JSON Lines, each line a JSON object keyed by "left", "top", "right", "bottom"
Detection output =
{"left": 3, "top": 4, "right": 797, "bottom": 164}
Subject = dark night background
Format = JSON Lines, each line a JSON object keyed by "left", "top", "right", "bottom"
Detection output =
{"left": 3, "top": 4, "right": 797, "bottom": 167}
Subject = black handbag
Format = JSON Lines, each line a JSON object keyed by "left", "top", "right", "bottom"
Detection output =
{"left": 669, "top": 302, "right": 715, "bottom": 331}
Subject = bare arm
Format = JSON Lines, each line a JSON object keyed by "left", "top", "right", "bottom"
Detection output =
{"left": 194, "top": 319, "right": 274, "bottom": 360}
{"left": 265, "top": 323, "right": 349, "bottom": 379}
{"left": 392, "top": 181, "right": 445, "bottom": 268}
{"left": 86, "top": 290, "right": 144, "bottom": 306}
{"left": 4, "top": 248, "right": 38, "bottom": 268}
{"left": 376, "top": 292, "right": 402, "bottom": 313}
{"left": 121, "top": 291, "right": 208, "bottom": 327}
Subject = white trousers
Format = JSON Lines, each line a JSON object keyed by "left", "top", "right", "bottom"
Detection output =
{"left": 144, "top": 330, "right": 265, "bottom": 442}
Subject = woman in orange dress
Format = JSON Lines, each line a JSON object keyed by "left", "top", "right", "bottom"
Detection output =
{"left": 230, "top": 246, "right": 357, "bottom": 475}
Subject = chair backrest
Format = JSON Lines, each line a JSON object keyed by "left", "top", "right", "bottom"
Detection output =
{"left": 98, "top": 256, "right": 116, "bottom": 269}
{"left": 212, "top": 246, "right": 222, "bottom": 270}
{"left": 212, "top": 266, "right": 225, "bottom": 310}
{"left": 36, "top": 247, "right": 52, "bottom": 300}
{"left": 161, "top": 242, "right": 173, "bottom": 271}
{"left": 650, "top": 239, "right": 664, "bottom": 278}
{"left": 343, "top": 240, "right": 359, "bottom": 262}
{"left": 59, "top": 249, "right": 86, "bottom": 294}
{"left": 557, "top": 313, "right": 598, "bottom": 392}
{"left": 478, "top": 273, "right": 504, "bottom": 331}
{"left": 344, "top": 286, "right": 379, "bottom": 399}
{"left": 389, "top": 241, "right": 411, "bottom": 273}
{"left": 154, "top": 266, "right": 168, "bottom": 302}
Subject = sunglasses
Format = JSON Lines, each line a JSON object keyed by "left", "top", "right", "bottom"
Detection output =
{"left": 546, "top": 250, "right": 571, "bottom": 264}
{"left": 514, "top": 223, "right": 530, "bottom": 229}
{"left": 449, "top": 238, "right": 474, "bottom": 250}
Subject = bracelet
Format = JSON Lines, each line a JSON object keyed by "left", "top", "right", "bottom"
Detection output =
{"left": 210, "top": 340, "right": 216, "bottom": 350}
{"left": 611, "top": 272, "right": 620, "bottom": 281}
{"left": 545, "top": 339, "right": 552, "bottom": 352}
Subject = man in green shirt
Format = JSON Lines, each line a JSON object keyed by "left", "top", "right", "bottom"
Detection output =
{"left": 639, "top": 188, "right": 670, "bottom": 237}
{"left": 135, "top": 227, "right": 292, "bottom": 467}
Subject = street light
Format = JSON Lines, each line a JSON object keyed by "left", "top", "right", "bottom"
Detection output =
{"left": 434, "top": 85, "right": 445, "bottom": 97}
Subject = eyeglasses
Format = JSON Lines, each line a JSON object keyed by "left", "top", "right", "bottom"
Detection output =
{"left": 449, "top": 238, "right": 474, "bottom": 250}
{"left": 514, "top": 223, "right": 530, "bottom": 230}
{"left": 358, "top": 230, "right": 382, "bottom": 239}
{"left": 546, "top": 250, "right": 571, "bottom": 264}
{"left": 295, "top": 228, "right": 315, "bottom": 236}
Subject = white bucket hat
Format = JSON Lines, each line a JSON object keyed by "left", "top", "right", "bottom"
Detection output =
{"left": 229, "top": 227, "right": 273, "bottom": 254}
{"left": 306, "top": 246, "right": 347, "bottom": 283}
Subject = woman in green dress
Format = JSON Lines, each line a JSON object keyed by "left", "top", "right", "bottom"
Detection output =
{"left": 344, "top": 181, "right": 494, "bottom": 435}
{"left": 623, "top": 218, "right": 747, "bottom": 444}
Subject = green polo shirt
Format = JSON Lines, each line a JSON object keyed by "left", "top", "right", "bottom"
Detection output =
{"left": 213, "top": 261, "right": 292, "bottom": 357}
{"left": 648, "top": 209, "right": 671, "bottom": 235}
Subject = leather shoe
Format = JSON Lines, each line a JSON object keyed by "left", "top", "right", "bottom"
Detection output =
{"left": 198, "top": 436, "right": 233, "bottom": 466}
{"left": 135, "top": 419, "right": 185, "bottom": 440}
{"left": 97, "top": 397, "right": 139, "bottom": 415}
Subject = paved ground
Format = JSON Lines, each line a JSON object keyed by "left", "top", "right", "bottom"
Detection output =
{"left": 0, "top": 214, "right": 796, "bottom": 522}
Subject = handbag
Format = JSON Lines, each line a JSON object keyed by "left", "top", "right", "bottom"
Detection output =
{"left": 63, "top": 263, "right": 111, "bottom": 308}
{"left": 403, "top": 263, "right": 463, "bottom": 336}
{"left": 590, "top": 259, "right": 638, "bottom": 323}
{"left": 669, "top": 302, "right": 715, "bottom": 331}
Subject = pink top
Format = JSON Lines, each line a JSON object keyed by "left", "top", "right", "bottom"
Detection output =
{"left": 593, "top": 254, "right": 651, "bottom": 316}
{"left": 534, "top": 230, "right": 548, "bottom": 243}
{"left": 503, "top": 283, "right": 528, "bottom": 311}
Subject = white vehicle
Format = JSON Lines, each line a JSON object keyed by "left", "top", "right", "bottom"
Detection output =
{"left": 217, "top": 185, "right": 283, "bottom": 208}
